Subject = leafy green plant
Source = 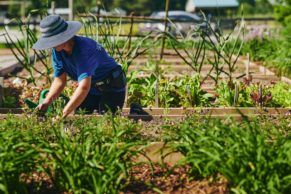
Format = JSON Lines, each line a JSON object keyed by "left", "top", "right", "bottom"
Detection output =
{"left": 0, "top": 113, "right": 145, "bottom": 194}
{"left": 0, "top": 116, "right": 39, "bottom": 194}
{"left": 127, "top": 72, "right": 157, "bottom": 106}
{"left": 269, "top": 82, "right": 291, "bottom": 107}
{"left": 215, "top": 81, "right": 253, "bottom": 107}
{"left": 2, "top": 96, "right": 18, "bottom": 108}
{"left": 176, "top": 74, "right": 213, "bottom": 107}
{"left": 166, "top": 115, "right": 291, "bottom": 194}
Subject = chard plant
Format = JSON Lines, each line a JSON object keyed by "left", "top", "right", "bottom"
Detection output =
{"left": 249, "top": 83, "right": 275, "bottom": 107}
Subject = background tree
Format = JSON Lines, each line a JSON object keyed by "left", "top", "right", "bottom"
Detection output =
{"left": 102, "top": 0, "right": 187, "bottom": 15}
{"left": 239, "top": 0, "right": 273, "bottom": 15}
{"left": 274, "top": 0, "right": 291, "bottom": 24}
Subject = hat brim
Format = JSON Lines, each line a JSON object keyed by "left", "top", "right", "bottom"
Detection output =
{"left": 32, "top": 21, "right": 82, "bottom": 50}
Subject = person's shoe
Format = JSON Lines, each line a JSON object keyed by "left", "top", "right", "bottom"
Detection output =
{"left": 130, "top": 102, "right": 149, "bottom": 115}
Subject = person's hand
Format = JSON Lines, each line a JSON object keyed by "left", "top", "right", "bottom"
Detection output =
{"left": 36, "top": 102, "right": 49, "bottom": 116}
{"left": 62, "top": 109, "right": 70, "bottom": 119}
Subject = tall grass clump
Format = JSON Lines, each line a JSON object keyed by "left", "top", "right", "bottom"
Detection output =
{"left": 0, "top": 115, "right": 39, "bottom": 194}
{"left": 166, "top": 115, "right": 291, "bottom": 193}
{"left": 0, "top": 113, "right": 144, "bottom": 193}
{"left": 165, "top": 16, "right": 244, "bottom": 85}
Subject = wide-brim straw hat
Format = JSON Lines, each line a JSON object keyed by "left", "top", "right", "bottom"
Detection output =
{"left": 32, "top": 15, "right": 82, "bottom": 50}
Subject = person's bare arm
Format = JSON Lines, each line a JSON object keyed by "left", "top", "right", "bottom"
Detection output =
{"left": 62, "top": 76, "right": 91, "bottom": 118}
{"left": 38, "top": 73, "right": 67, "bottom": 111}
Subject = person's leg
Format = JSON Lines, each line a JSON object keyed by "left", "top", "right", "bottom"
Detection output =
{"left": 76, "top": 93, "right": 101, "bottom": 114}
{"left": 99, "top": 91, "right": 125, "bottom": 114}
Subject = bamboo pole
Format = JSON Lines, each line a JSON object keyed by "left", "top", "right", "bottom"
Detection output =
{"left": 68, "top": 0, "right": 73, "bottom": 20}
{"left": 246, "top": 52, "right": 250, "bottom": 79}
{"left": 128, "top": 12, "right": 134, "bottom": 50}
{"left": 160, "top": 0, "right": 170, "bottom": 60}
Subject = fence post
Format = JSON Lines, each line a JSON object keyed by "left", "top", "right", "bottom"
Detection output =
{"left": 246, "top": 52, "right": 250, "bottom": 79}
{"left": 97, "top": 0, "right": 101, "bottom": 24}
{"left": 128, "top": 12, "right": 134, "bottom": 50}
{"left": 160, "top": 0, "right": 169, "bottom": 60}
{"left": 68, "top": 0, "right": 73, "bottom": 20}
{"left": 51, "top": 1, "right": 55, "bottom": 14}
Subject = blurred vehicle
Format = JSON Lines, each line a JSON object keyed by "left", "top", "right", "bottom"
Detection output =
{"left": 140, "top": 10, "right": 216, "bottom": 36}
{"left": 86, "top": 7, "right": 126, "bottom": 22}
{"left": 90, "top": 6, "right": 109, "bottom": 16}
{"left": 110, "top": 8, "right": 126, "bottom": 16}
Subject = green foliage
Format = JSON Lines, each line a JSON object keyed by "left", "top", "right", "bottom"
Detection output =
{"left": 127, "top": 73, "right": 213, "bottom": 107}
{"left": 0, "top": 114, "right": 143, "bottom": 193}
{"left": 238, "top": 0, "right": 273, "bottom": 15}
{"left": 0, "top": 117, "right": 39, "bottom": 194}
{"left": 274, "top": 0, "right": 291, "bottom": 24}
{"left": 128, "top": 74, "right": 291, "bottom": 108}
{"left": 240, "top": 38, "right": 278, "bottom": 61}
{"left": 2, "top": 96, "right": 18, "bottom": 108}
{"left": 127, "top": 72, "right": 157, "bottom": 106}
{"left": 104, "top": 0, "right": 187, "bottom": 15}
{"left": 227, "top": 34, "right": 291, "bottom": 78}
{"left": 0, "top": 111, "right": 291, "bottom": 193}
{"left": 270, "top": 82, "right": 291, "bottom": 107}
{"left": 215, "top": 81, "right": 253, "bottom": 107}
{"left": 176, "top": 74, "right": 213, "bottom": 107}
{"left": 166, "top": 116, "right": 291, "bottom": 193}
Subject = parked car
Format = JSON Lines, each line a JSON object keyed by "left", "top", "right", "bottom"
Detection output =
{"left": 140, "top": 11, "right": 216, "bottom": 36}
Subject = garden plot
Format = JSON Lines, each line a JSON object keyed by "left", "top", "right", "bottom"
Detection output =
{"left": 1, "top": 113, "right": 290, "bottom": 193}
{"left": 0, "top": 29, "right": 291, "bottom": 194}
{"left": 130, "top": 53, "right": 284, "bottom": 83}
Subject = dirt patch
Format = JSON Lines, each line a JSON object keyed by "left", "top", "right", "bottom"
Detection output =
{"left": 22, "top": 164, "right": 228, "bottom": 194}
{"left": 122, "top": 164, "right": 228, "bottom": 194}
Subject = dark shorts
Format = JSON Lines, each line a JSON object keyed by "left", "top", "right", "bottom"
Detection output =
{"left": 76, "top": 90, "right": 126, "bottom": 114}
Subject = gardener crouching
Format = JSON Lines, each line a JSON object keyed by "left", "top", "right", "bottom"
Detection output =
{"left": 33, "top": 15, "right": 126, "bottom": 118}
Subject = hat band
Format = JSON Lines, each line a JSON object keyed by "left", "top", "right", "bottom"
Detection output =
{"left": 42, "top": 22, "right": 68, "bottom": 38}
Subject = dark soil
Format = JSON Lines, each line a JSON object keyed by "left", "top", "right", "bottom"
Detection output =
{"left": 23, "top": 164, "right": 228, "bottom": 194}
{"left": 122, "top": 164, "right": 228, "bottom": 194}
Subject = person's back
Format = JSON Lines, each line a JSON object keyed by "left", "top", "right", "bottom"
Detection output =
{"left": 33, "top": 15, "right": 126, "bottom": 117}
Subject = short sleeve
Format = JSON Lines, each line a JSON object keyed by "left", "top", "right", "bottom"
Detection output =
{"left": 52, "top": 49, "right": 65, "bottom": 77}
{"left": 77, "top": 43, "right": 102, "bottom": 82}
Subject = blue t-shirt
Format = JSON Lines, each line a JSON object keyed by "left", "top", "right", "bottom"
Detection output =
{"left": 52, "top": 36, "right": 124, "bottom": 95}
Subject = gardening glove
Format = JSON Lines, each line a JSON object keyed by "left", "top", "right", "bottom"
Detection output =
{"left": 36, "top": 102, "right": 49, "bottom": 116}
